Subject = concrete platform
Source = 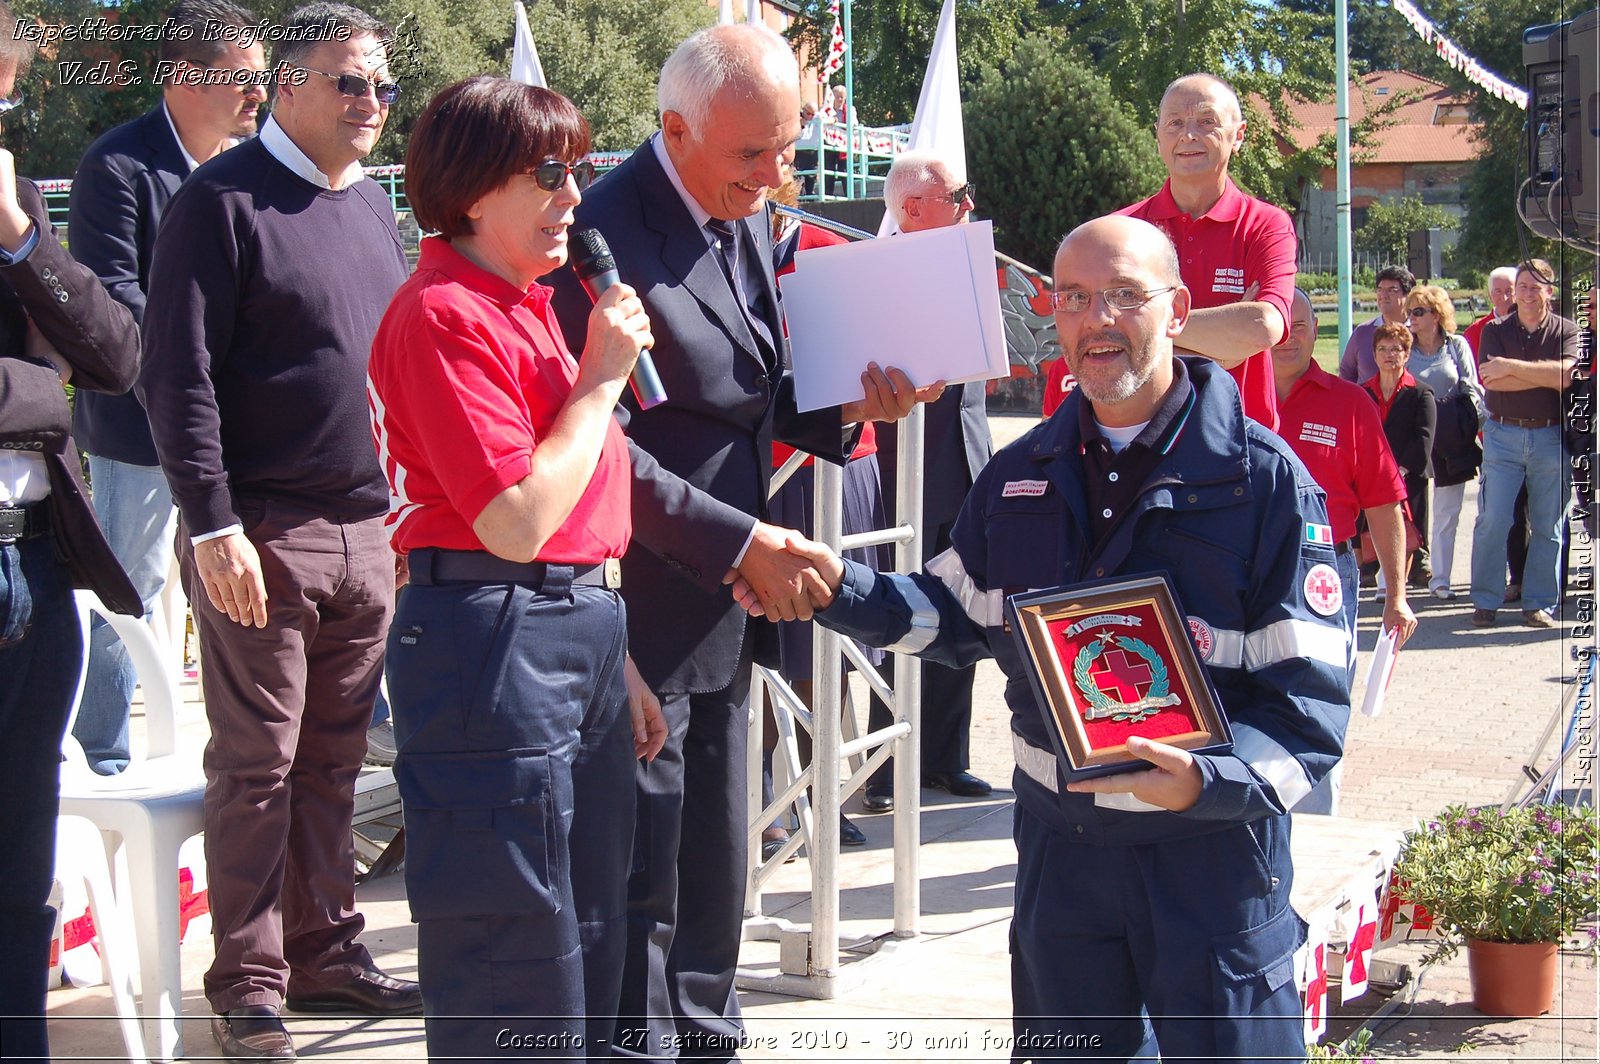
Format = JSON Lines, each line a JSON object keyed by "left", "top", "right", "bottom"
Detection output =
{"left": 45, "top": 413, "right": 1598, "bottom": 1061}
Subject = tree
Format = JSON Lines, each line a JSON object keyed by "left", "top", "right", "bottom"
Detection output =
{"left": 1282, "top": 0, "right": 1567, "bottom": 270}
{"left": 1353, "top": 194, "right": 1457, "bottom": 263}
{"left": 526, "top": 0, "right": 711, "bottom": 152}
{"left": 784, "top": 0, "right": 1038, "bottom": 124}
{"left": 963, "top": 31, "right": 1161, "bottom": 271}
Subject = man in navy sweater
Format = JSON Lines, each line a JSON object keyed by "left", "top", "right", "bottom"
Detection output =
{"left": 68, "top": 0, "right": 266, "bottom": 776}
{"left": 138, "top": 4, "right": 420, "bottom": 1059}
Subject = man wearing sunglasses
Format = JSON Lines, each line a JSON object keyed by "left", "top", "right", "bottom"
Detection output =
{"left": 139, "top": 4, "right": 420, "bottom": 1059}
{"left": 858, "top": 149, "right": 996, "bottom": 814}
{"left": 68, "top": 0, "right": 267, "bottom": 780}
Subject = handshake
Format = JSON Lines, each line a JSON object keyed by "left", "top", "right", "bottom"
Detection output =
{"left": 723, "top": 522, "right": 848, "bottom": 622}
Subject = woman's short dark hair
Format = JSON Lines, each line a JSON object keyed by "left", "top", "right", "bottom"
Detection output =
{"left": 406, "top": 77, "right": 592, "bottom": 239}
{"left": 1374, "top": 321, "right": 1412, "bottom": 351}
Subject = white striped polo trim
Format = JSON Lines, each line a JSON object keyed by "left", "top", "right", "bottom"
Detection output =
{"left": 1011, "top": 734, "right": 1165, "bottom": 812}
{"left": 1233, "top": 728, "right": 1315, "bottom": 809}
{"left": 1244, "top": 618, "right": 1349, "bottom": 672}
{"left": 927, "top": 547, "right": 1005, "bottom": 628}
{"left": 883, "top": 578, "right": 941, "bottom": 653}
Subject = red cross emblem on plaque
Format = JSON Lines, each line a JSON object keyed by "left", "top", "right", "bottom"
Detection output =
{"left": 1303, "top": 562, "right": 1343, "bottom": 618}
{"left": 1090, "top": 648, "right": 1153, "bottom": 704}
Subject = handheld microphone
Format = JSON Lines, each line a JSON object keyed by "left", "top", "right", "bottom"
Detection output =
{"left": 570, "top": 227, "right": 667, "bottom": 410}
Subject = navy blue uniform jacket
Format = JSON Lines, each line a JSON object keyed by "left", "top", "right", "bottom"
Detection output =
{"left": 817, "top": 358, "right": 1352, "bottom": 842}
{"left": 549, "top": 140, "right": 855, "bottom": 695}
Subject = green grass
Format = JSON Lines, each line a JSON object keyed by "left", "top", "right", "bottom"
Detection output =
{"left": 1313, "top": 320, "right": 1342, "bottom": 373}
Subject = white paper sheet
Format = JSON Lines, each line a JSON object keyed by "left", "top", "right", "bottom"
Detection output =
{"left": 780, "top": 220, "right": 1009, "bottom": 412}
{"left": 1360, "top": 625, "right": 1400, "bottom": 718}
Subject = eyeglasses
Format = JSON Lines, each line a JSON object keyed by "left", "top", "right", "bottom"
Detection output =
{"left": 1407, "top": 307, "right": 1432, "bottom": 318}
{"left": 1050, "top": 286, "right": 1177, "bottom": 314}
{"left": 297, "top": 66, "right": 400, "bottom": 104}
{"left": 0, "top": 94, "right": 23, "bottom": 116}
{"left": 912, "top": 182, "right": 974, "bottom": 206}
{"left": 527, "top": 159, "right": 595, "bottom": 192}
{"left": 1375, "top": 344, "right": 1409, "bottom": 355}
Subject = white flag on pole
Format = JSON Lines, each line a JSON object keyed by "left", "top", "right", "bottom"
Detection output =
{"left": 717, "top": 0, "right": 734, "bottom": 25}
{"left": 879, "top": 0, "right": 964, "bottom": 236}
{"left": 746, "top": 0, "right": 762, "bottom": 25}
{"left": 511, "top": 1, "right": 546, "bottom": 87}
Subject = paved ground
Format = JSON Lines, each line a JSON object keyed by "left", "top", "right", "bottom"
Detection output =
{"left": 46, "top": 412, "right": 1598, "bottom": 1061}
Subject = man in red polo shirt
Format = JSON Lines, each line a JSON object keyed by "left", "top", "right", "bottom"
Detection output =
{"left": 1274, "top": 289, "right": 1416, "bottom": 649}
{"left": 1118, "top": 73, "right": 1295, "bottom": 431}
{"left": 1274, "top": 289, "right": 1415, "bottom": 814}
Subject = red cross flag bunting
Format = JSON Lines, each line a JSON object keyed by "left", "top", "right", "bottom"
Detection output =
{"left": 1340, "top": 890, "right": 1381, "bottom": 1001}
{"left": 1298, "top": 936, "right": 1330, "bottom": 1044}
{"left": 819, "top": 0, "right": 845, "bottom": 83}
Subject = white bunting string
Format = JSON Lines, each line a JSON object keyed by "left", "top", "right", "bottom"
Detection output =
{"left": 1389, "top": 0, "right": 1529, "bottom": 109}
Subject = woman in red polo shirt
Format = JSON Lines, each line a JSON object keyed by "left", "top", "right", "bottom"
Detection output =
{"left": 367, "top": 77, "right": 663, "bottom": 1060}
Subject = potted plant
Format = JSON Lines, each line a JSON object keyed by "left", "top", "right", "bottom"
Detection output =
{"left": 1392, "top": 803, "right": 1599, "bottom": 1017}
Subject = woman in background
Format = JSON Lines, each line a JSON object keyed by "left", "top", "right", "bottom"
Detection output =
{"left": 1405, "top": 285, "right": 1485, "bottom": 600}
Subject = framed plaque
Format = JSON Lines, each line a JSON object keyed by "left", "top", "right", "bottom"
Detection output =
{"left": 1005, "top": 572, "right": 1232, "bottom": 782}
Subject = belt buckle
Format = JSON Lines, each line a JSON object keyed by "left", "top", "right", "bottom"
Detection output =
{"left": 603, "top": 558, "right": 622, "bottom": 589}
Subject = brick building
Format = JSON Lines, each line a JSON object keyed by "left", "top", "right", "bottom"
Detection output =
{"left": 1276, "top": 70, "right": 1482, "bottom": 269}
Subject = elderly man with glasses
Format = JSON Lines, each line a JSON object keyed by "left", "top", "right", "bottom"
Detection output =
{"left": 138, "top": 3, "right": 421, "bottom": 1058}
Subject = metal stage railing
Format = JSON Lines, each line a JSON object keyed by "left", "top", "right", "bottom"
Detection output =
{"left": 737, "top": 206, "right": 929, "bottom": 997}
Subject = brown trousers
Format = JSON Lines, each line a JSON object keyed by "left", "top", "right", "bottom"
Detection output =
{"left": 180, "top": 503, "right": 393, "bottom": 1013}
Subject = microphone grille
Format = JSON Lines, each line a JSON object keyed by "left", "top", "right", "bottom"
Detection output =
{"left": 571, "top": 227, "right": 615, "bottom": 275}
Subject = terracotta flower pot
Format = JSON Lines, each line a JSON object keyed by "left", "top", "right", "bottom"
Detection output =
{"left": 1466, "top": 939, "right": 1559, "bottom": 1017}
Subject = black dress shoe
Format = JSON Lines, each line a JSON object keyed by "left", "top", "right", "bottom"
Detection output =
{"left": 861, "top": 787, "right": 894, "bottom": 813}
{"left": 285, "top": 966, "right": 423, "bottom": 1016}
{"left": 212, "top": 1005, "right": 296, "bottom": 1062}
{"left": 760, "top": 832, "right": 795, "bottom": 864}
{"left": 924, "top": 770, "right": 993, "bottom": 797}
{"left": 839, "top": 814, "right": 867, "bottom": 847}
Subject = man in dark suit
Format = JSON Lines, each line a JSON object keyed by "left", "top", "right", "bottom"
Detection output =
{"left": 67, "top": 0, "right": 266, "bottom": 775}
{"left": 0, "top": 7, "right": 141, "bottom": 1056}
{"left": 549, "top": 22, "right": 930, "bottom": 1060}
{"left": 864, "top": 149, "right": 996, "bottom": 810}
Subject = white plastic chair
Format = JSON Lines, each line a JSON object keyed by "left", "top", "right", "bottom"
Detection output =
{"left": 60, "top": 590, "right": 206, "bottom": 1062}
{"left": 52, "top": 814, "right": 151, "bottom": 1064}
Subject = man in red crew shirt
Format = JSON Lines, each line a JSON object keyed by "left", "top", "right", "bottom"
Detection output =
{"left": 1274, "top": 290, "right": 1415, "bottom": 813}
{"left": 1117, "top": 73, "right": 1295, "bottom": 431}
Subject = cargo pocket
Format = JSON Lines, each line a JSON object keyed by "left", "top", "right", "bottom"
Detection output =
{"left": 1209, "top": 902, "right": 1308, "bottom": 1057}
{"left": 397, "top": 747, "right": 564, "bottom": 926}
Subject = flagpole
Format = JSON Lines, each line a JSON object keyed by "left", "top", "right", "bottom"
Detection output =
{"left": 1335, "top": 0, "right": 1353, "bottom": 355}
{"left": 843, "top": 0, "right": 855, "bottom": 199}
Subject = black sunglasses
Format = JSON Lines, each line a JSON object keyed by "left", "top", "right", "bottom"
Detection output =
{"left": 297, "top": 66, "right": 401, "bottom": 104}
{"left": 528, "top": 159, "right": 595, "bottom": 192}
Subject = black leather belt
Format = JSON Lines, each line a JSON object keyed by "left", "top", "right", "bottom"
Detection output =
{"left": 0, "top": 503, "right": 48, "bottom": 543}
{"left": 408, "top": 547, "right": 621, "bottom": 591}
{"left": 1333, "top": 536, "right": 1359, "bottom": 557}
{"left": 1489, "top": 413, "right": 1561, "bottom": 429}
